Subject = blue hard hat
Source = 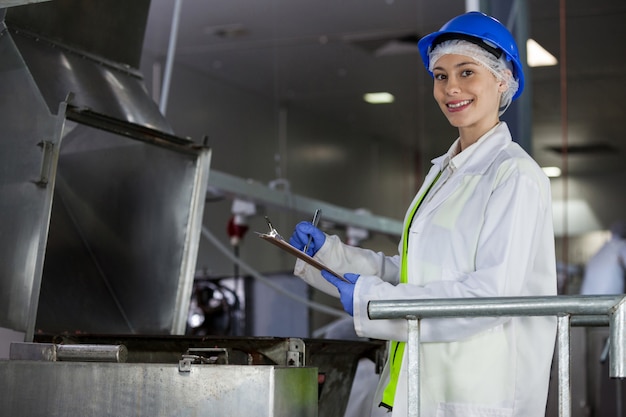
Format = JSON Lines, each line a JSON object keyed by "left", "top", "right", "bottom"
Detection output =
{"left": 417, "top": 11, "right": 525, "bottom": 100}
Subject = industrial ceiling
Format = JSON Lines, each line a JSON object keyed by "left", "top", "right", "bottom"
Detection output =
{"left": 142, "top": 0, "right": 626, "bottom": 179}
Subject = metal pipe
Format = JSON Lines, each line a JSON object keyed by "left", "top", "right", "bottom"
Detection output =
{"left": 159, "top": 0, "right": 183, "bottom": 115}
{"left": 56, "top": 344, "right": 128, "bottom": 363}
{"left": 465, "top": 0, "right": 480, "bottom": 12}
{"left": 557, "top": 315, "right": 571, "bottom": 417}
{"left": 407, "top": 316, "right": 420, "bottom": 417}
{"left": 571, "top": 315, "right": 610, "bottom": 327}
{"left": 368, "top": 295, "right": 625, "bottom": 320}
{"left": 609, "top": 297, "right": 626, "bottom": 378}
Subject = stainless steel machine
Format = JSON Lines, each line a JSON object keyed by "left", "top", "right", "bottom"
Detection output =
{"left": 2, "top": 335, "right": 382, "bottom": 417}
{"left": 0, "top": 2, "right": 382, "bottom": 416}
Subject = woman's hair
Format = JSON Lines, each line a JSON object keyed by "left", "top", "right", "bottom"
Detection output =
{"left": 428, "top": 39, "right": 519, "bottom": 116}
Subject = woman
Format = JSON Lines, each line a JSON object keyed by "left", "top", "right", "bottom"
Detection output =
{"left": 290, "top": 11, "right": 557, "bottom": 417}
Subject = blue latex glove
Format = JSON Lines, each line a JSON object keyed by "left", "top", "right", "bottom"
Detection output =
{"left": 321, "top": 270, "right": 359, "bottom": 316}
{"left": 289, "top": 221, "right": 326, "bottom": 257}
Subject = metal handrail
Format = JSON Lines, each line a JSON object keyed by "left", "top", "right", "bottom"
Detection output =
{"left": 368, "top": 295, "right": 626, "bottom": 417}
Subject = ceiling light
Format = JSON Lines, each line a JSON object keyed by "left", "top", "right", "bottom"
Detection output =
{"left": 527, "top": 39, "right": 558, "bottom": 67}
{"left": 542, "top": 166, "right": 562, "bottom": 178}
{"left": 364, "top": 92, "right": 394, "bottom": 104}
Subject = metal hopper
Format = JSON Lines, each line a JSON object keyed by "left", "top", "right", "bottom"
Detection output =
{"left": 0, "top": 0, "right": 211, "bottom": 339}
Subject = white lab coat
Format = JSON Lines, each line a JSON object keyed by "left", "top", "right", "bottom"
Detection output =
{"left": 295, "top": 123, "right": 557, "bottom": 417}
{"left": 580, "top": 237, "right": 626, "bottom": 295}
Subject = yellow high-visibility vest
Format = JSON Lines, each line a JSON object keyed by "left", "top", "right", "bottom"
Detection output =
{"left": 381, "top": 171, "right": 442, "bottom": 409}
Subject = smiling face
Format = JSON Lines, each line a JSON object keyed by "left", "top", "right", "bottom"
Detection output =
{"left": 432, "top": 54, "right": 507, "bottom": 148}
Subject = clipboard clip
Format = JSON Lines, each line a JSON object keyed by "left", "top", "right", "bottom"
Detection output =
{"left": 264, "top": 216, "right": 285, "bottom": 240}
{"left": 257, "top": 217, "right": 350, "bottom": 283}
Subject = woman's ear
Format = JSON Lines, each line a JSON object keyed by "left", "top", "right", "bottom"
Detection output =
{"left": 498, "top": 69, "right": 513, "bottom": 93}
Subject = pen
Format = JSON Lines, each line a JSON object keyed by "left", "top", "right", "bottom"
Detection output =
{"left": 303, "top": 209, "right": 321, "bottom": 254}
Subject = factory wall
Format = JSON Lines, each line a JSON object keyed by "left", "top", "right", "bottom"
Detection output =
{"left": 139, "top": 51, "right": 420, "bottom": 279}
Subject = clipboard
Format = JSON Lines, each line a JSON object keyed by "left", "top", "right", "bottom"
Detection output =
{"left": 257, "top": 220, "right": 349, "bottom": 283}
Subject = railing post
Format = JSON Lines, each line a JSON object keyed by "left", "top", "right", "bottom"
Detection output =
{"left": 609, "top": 297, "right": 626, "bottom": 378}
{"left": 557, "top": 315, "right": 571, "bottom": 417}
{"left": 407, "top": 316, "right": 420, "bottom": 417}
{"left": 367, "top": 295, "right": 626, "bottom": 417}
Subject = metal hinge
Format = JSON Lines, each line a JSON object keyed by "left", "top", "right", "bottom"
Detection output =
{"left": 34, "top": 140, "right": 55, "bottom": 187}
{"left": 178, "top": 348, "right": 229, "bottom": 372}
{"left": 286, "top": 338, "right": 305, "bottom": 367}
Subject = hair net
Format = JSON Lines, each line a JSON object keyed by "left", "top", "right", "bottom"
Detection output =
{"left": 428, "top": 39, "right": 519, "bottom": 116}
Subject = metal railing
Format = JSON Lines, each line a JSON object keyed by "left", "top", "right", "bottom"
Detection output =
{"left": 368, "top": 295, "right": 626, "bottom": 417}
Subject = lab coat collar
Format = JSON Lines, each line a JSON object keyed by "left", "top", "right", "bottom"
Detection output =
{"left": 412, "top": 123, "right": 512, "bottom": 221}
{"left": 430, "top": 122, "right": 512, "bottom": 175}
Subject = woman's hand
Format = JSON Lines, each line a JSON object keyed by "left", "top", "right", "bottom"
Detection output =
{"left": 289, "top": 221, "right": 326, "bottom": 256}
{"left": 321, "top": 271, "right": 359, "bottom": 316}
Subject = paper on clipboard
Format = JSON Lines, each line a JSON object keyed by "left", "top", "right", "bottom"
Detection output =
{"left": 258, "top": 232, "right": 349, "bottom": 283}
